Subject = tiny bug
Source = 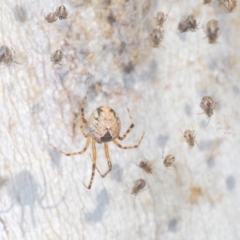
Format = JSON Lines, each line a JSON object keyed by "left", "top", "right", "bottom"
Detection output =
{"left": 51, "top": 92, "right": 145, "bottom": 189}
{"left": 178, "top": 15, "right": 198, "bottom": 32}
{"left": 183, "top": 128, "right": 197, "bottom": 148}
{"left": 0, "top": 45, "right": 20, "bottom": 68}
{"left": 199, "top": 96, "right": 217, "bottom": 125}
{"left": 203, "top": 0, "right": 212, "bottom": 4}
{"left": 218, "top": 0, "right": 237, "bottom": 12}
{"left": 51, "top": 49, "right": 63, "bottom": 65}
{"left": 216, "top": 113, "right": 238, "bottom": 137}
{"left": 44, "top": 12, "right": 57, "bottom": 23}
{"left": 55, "top": 5, "right": 68, "bottom": 20}
{"left": 150, "top": 28, "right": 164, "bottom": 48}
{"left": 205, "top": 20, "right": 219, "bottom": 44}
{"left": 162, "top": 147, "right": 175, "bottom": 168}
{"left": 154, "top": 8, "right": 170, "bottom": 27}
{"left": 137, "top": 159, "right": 153, "bottom": 175}
{"left": 131, "top": 179, "right": 146, "bottom": 195}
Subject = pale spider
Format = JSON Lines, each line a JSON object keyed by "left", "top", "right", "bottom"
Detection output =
{"left": 205, "top": 19, "right": 219, "bottom": 44}
{"left": 51, "top": 93, "right": 145, "bottom": 189}
{"left": 216, "top": 113, "right": 238, "bottom": 137}
{"left": 150, "top": 28, "right": 164, "bottom": 48}
{"left": 55, "top": 5, "right": 68, "bottom": 20}
{"left": 154, "top": 8, "right": 170, "bottom": 27}
{"left": 162, "top": 147, "right": 175, "bottom": 168}
{"left": 199, "top": 96, "right": 217, "bottom": 126}
{"left": 182, "top": 127, "right": 198, "bottom": 148}
{"left": 51, "top": 49, "right": 63, "bottom": 65}
{"left": 131, "top": 179, "right": 146, "bottom": 195}
{"left": 44, "top": 12, "right": 57, "bottom": 23}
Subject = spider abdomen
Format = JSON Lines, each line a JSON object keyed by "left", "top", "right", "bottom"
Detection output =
{"left": 88, "top": 106, "right": 121, "bottom": 143}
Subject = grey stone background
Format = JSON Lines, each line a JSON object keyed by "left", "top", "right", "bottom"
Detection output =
{"left": 0, "top": 0, "right": 239, "bottom": 239}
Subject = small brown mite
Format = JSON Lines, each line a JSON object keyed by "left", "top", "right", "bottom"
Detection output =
{"left": 178, "top": 15, "right": 198, "bottom": 32}
{"left": 162, "top": 148, "right": 175, "bottom": 168}
{"left": 138, "top": 159, "right": 153, "bottom": 175}
{"left": 150, "top": 28, "right": 164, "bottom": 48}
{"left": 0, "top": 45, "right": 19, "bottom": 67}
{"left": 55, "top": 5, "right": 68, "bottom": 20}
{"left": 183, "top": 129, "right": 196, "bottom": 148}
{"left": 218, "top": 0, "right": 237, "bottom": 12}
{"left": 199, "top": 96, "right": 217, "bottom": 125}
{"left": 131, "top": 179, "right": 146, "bottom": 195}
{"left": 51, "top": 49, "right": 63, "bottom": 65}
{"left": 44, "top": 12, "right": 57, "bottom": 23}
{"left": 206, "top": 20, "right": 219, "bottom": 44}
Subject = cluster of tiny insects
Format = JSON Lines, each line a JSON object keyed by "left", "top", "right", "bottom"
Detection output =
{"left": 0, "top": 45, "right": 20, "bottom": 68}
{"left": 205, "top": 19, "right": 219, "bottom": 44}
{"left": 51, "top": 49, "right": 63, "bottom": 65}
{"left": 44, "top": 5, "right": 68, "bottom": 23}
{"left": 199, "top": 96, "right": 217, "bottom": 125}
{"left": 178, "top": 14, "right": 198, "bottom": 32}
{"left": 51, "top": 92, "right": 145, "bottom": 189}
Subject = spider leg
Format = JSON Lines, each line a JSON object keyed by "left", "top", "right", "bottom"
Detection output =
{"left": 83, "top": 139, "right": 97, "bottom": 189}
{"left": 50, "top": 136, "right": 91, "bottom": 156}
{"left": 113, "top": 132, "right": 144, "bottom": 149}
{"left": 96, "top": 142, "right": 112, "bottom": 178}
{"left": 118, "top": 104, "right": 134, "bottom": 141}
{"left": 81, "top": 92, "right": 88, "bottom": 124}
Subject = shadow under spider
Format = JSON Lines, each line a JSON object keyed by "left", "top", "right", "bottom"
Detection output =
{"left": 0, "top": 170, "right": 65, "bottom": 236}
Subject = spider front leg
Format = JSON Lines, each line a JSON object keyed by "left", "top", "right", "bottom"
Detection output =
{"left": 83, "top": 139, "right": 97, "bottom": 189}
{"left": 50, "top": 136, "right": 91, "bottom": 156}
{"left": 113, "top": 132, "right": 144, "bottom": 149}
{"left": 118, "top": 104, "right": 135, "bottom": 141}
{"left": 81, "top": 92, "right": 88, "bottom": 124}
{"left": 96, "top": 142, "right": 112, "bottom": 178}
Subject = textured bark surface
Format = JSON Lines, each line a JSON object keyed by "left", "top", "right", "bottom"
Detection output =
{"left": 0, "top": 0, "right": 239, "bottom": 239}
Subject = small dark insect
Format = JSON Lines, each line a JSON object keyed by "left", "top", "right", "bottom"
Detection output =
{"left": 131, "top": 179, "right": 146, "bottom": 195}
{"left": 44, "top": 12, "right": 57, "bottom": 23}
{"left": 0, "top": 45, "right": 19, "bottom": 67}
{"left": 51, "top": 49, "right": 63, "bottom": 65}
{"left": 150, "top": 28, "right": 164, "bottom": 48}
{"left": 178, "top": 15, "right": 198, "bottom": 32}
{"left": 154, "top": 9, "right": 170, "bottom": 27}
{"left": 199, "top": 96, "right": 217, "bottom": 125}
{"left": 203, "top": 0, "right": 212, "bottom": 4}
{"left": 55, "top": 5, "right": 68, "bottom": 20}
{"left": 218, "top": 0, "right": 237, "bottom": 12}
{"left": 138, "top": 159, "right": 153, "bottom": 175}
{"left": 162, "top": 148, "right": 175, "bottom": 168}
{"left": 183, "top": 128, "right": 197, "bottom": 148}
{"left": 206, "top": 20, "right": 219, "bottom": 44}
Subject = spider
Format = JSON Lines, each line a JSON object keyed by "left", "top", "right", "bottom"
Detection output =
{"left": 51, "top": 49, "right": 63, "bottom": 65}
{"left": 154, "top": 8, "right": 170, "bottom": 27}
{"left": 178, "top": 15, "right": 198, "bottom": 32}
{"left": 199, "top": 96, "right": 217, "bottom": 126}
{"left": 44, "top": 12, "right": 57, "bottom": 23}
{"left": 138, "top": 159, "right": 153, "bottom": 175}
{"left": 182, "top": 127, "right": 198, "bottom": 148}
{"left": 0, "top": 45, "right": 20, "bottom": 68}
{"left": 150, "top": 28, "right": 164, "bottom": 48}
{"left": 162, "top": 147, "right": 175, "bottom": 168}
{"left": 131, "top": 179, "right": 146, "bottom": 195}
{"left": 55, "top": 5, "right": 68, "bottom": 20}
{"left": 218, "top": 0, "right": 237, "bottom": 12}
{"left": 205, "top": 19, "right": 219, "bottom": 44}
{"left": 51, "top": 93, "right": 145, "bottom": 189}
{"left": 216, "top": 113, "right": 237, "bottom": 137}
